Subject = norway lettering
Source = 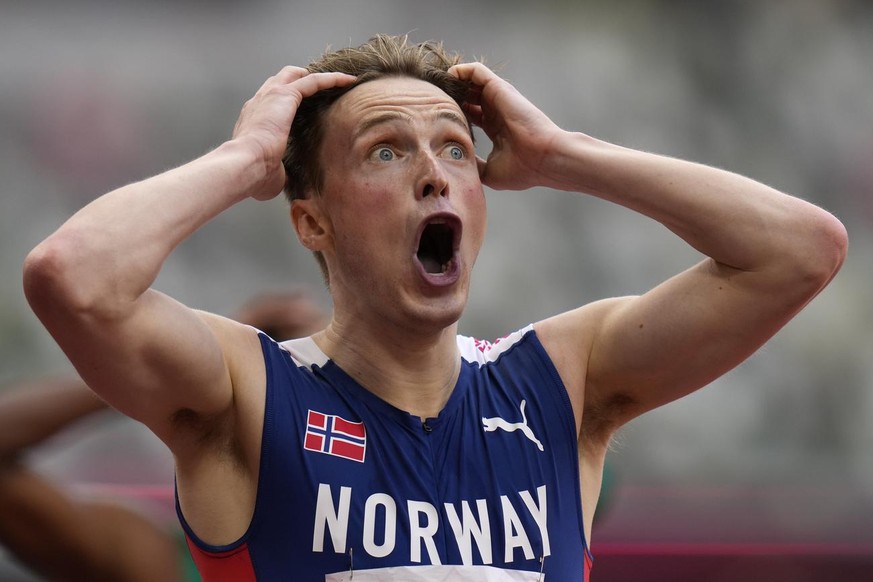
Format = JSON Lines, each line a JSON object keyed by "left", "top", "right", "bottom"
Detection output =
{"left": 312, "top": 483, "right": 551, "bottom": 565}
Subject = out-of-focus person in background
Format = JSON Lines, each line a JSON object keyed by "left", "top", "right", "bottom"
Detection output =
{"left": 22, "top": 34, "right": 847, "bottom": 580}
{"left": 0, "top": 378, "right": 185, "bottom": 582}
{"left": 0, "top": 290, "right": 326, "bottom": 581}
{"left": 233, "top": 289, "right": 328, "bottom": 344}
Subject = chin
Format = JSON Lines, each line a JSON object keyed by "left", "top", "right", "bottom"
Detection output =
{"left": 404, "top": 295, "right": 467, "bottom": 333}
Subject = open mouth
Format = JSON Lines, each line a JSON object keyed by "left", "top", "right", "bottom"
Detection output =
{"left": 416, "top": 218, "right": 458, "bottom": 275}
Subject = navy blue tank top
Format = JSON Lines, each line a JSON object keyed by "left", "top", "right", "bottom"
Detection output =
{"left": 177, "top": 326, "right": 593, "bottom": 580}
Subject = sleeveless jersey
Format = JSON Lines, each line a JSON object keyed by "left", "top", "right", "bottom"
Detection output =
{"left": 177, "top": 326, "right": 593, "bottom": 581}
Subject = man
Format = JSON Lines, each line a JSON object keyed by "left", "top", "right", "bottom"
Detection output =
{"left": 23, "top": 35, "right": 847, "bottom": 580}
{"left": 0, "top": 291, "right": 326, "bottom": 581}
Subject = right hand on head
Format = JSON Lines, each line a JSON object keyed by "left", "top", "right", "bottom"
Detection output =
{"left": 232, "top": 66, "right": 356, "bottom": 201}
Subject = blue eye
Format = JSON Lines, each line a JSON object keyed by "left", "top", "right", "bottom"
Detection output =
{"left": 377, "top": 148, "right": 394, "bottom": 161}
{"left": 449, "top": 146, "right": 464, "bottom": 160}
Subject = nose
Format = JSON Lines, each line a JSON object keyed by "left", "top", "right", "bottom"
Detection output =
{"left": 416, "top": 152, "right": 449, "bottom": 199}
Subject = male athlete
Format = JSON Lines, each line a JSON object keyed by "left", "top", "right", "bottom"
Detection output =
{"left": 23, "top": 35, "right": 847, "bottom": 580}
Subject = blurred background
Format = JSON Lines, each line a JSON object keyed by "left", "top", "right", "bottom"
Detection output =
{"left": 1, "top": 0, "right": 871, "bottom": 579}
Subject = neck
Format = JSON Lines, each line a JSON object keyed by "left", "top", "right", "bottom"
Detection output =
{"left": 313, "top": 318, "right": 460, "bottom": 420}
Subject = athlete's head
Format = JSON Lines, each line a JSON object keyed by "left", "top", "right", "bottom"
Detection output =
{"left": 283, "top": 35, "right": 474, "bottom": 283}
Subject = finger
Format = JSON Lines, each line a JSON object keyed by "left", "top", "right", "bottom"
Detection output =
{"left": 272, "top": 65, "right": 311, "bottom": 84}
{"left": 463, "top": 102, "right": 484, "bottom": 127}
{"left": 463, "top": 84, "right": 483, "bottom": 107}
{"left": 254, "top": 66, "right": 310, "bottom": 94}
{"left": 290, "top": 71, "right": 357, "bottom": 100}
{"left": 449, "top": 62, "right": 498, "bottom": 87}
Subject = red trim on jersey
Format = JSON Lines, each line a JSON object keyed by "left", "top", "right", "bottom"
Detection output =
{"left": 185, "top": 535, "right": 257, "bottom": 582}
{"left": 584, "top": 547, "right": 594, "bottom": 581}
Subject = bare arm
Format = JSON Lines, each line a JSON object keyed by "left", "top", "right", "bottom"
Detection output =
{"left": 0, "top": 378, "right": 106, "bottom": 461}
{"left": 23, "top": 141, "right": 263, "bottom": 443}
{"left": 22, "top": 68, "right": 355, "bottom": 447}
{"left": 451, "top": 63, "right": 848, "bottom": 437}
{"left": 545, "top": 138, "right": 846, "bottom": 427}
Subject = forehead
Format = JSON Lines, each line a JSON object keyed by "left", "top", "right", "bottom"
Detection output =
{"left": 326, "top": 76, "right": 467, "bottom": 136}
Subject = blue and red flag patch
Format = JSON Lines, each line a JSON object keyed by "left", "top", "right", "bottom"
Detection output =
{"left": 304, "top": 410, "right": 367, "bottom": 463}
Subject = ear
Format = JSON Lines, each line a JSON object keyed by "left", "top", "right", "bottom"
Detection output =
{"left": 291, "top": 197, "right": 331, "bottom": 252}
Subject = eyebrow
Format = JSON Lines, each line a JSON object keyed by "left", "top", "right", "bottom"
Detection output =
{"left": 352, "top": 109, "right": 471, "bottom": 142}
{"left": 437, "top": 110, "right": 472, "bottom": 134}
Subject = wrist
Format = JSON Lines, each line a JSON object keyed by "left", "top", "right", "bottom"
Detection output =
{"left": 543, "top": 132, "right": 622, "bottom": 194}
{"left": 215, "top": 138, "right": 284, "bottom": 201}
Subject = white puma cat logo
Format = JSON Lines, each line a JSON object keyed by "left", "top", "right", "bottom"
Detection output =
{"left": 481, "top": 400, "right": 544, "bottom": 452}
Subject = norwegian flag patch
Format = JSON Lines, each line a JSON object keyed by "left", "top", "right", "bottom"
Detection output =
{"left": 304, "top": 410, "right": 367, "bottom": 463}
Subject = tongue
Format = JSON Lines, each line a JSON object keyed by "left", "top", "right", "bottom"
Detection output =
{"left": 420, "top": 256, "right": 443, "bottom": 274}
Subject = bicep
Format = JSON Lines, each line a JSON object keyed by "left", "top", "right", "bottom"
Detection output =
{"left": 587, "top": 258, "right": 805, "bottom": 426}
{"left": 40, "top": 288, "right": 234, "bottom": 441}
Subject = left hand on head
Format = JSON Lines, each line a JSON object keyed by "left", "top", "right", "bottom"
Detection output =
{"left": 449, "top": 63, "right": 563, "bottom": 191}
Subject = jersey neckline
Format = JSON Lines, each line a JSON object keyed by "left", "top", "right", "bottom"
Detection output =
{"left": 279, "top": 335, "right": 473, "bottom": 433}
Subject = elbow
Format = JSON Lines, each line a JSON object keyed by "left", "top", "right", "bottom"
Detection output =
{"left": 23, "top": 232, "right": 98, "bottom": 320}
{"left": 794, "top": 208, "right": 849, "bottom": 293}
{"left": 812, "top": 210, "right": 848, "bottom": 280}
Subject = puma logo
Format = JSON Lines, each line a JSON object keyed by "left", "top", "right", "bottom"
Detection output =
{"left": 481, "top": 400, "right": 544, "bottom": 452}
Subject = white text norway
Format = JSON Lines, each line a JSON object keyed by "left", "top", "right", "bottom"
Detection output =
{"left": 312, "top": 484, "right": 552, "bottom": 565}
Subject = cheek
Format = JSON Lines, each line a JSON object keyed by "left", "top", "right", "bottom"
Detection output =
{"left": 462, "top": 186, "right": 488, "bottom": 239}
{"left": 331, "top": 196, "right": 403, "bottom": 257}
{"left": 354, "top": 176, "right": 400, "bottom": 209}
